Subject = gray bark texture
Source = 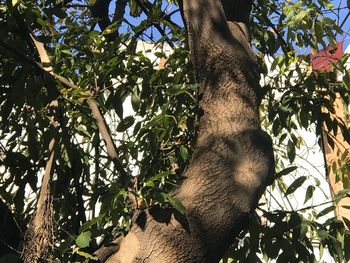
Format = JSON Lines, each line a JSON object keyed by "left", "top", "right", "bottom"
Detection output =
{"left": 102, "top": 0, "right": 275, "bottom": 262}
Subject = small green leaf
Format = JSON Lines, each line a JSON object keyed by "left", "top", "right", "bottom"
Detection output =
{"left": 76, "top": 231, "right": 91, "bottom": 248}
{"left": 179, "top": 145, "right": 188, "bottom": 161}
{"left": 12, "top": 0, "right": 19, "bottom": 6}
{"left": 287, "top": 140, "right": 296, "bottom": 163}
{"left": 304, "top": 185, "right": 315, "bottom": 204}
{"left": 345, "top": 232, "right": 350, "bottom": 261}
{"left": 117, "top": 116, "right": 135, "bottom": 132}
{"left": 317, "top": 229, "right": 329, "bottom": 240}
{"left": 75, "top": 125, "right": 92, "bottom": 138}
{"left": 300, "top": 223, "right": 308, "bottom": 239}
{"left": 80, "top": 214, "right": 105, "bottom": 233}
{"left": 285, "top": 176, "right": 306, "bottom": 196}
{"left": 166, "top": 195, "right": 185, "bottom": 214}
{"left": 61, "top": 49, "right": 72, "bottom": 55}
{"left": 334, "top": 189, "right": 350, "bottom": 204}
{"left": 316, "top": 205, "right": 336, "bottom": 219}
{"left": 275, "top": 166, "right": 298, "bottom": 179}
{"left": 0, "top": 5, "right": 7, "bottom": 12}
{"left": 36, "top": 18, "right": 47, "bottom": 27}
{"left": 145, "top": 180, "right": 155, "bottom": 187}
{"left": 75, "top": 248, "right": 98, "bottom": 260}
{"left": 150, "top": 171, "right": 172, "bottom": 181}
{"left": 152, "top": 192, "right": 166, "bottom": 203}
{"left": 131, "top": 92, "right": 141, "bottom": 112}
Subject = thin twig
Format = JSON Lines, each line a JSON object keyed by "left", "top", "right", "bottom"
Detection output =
{"left": 134, "top": 0, "right": 175, "bottom": 48}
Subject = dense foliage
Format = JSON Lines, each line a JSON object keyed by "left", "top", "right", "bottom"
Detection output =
{"left": 0, "top": 0, "right": 350, "bottom": 261}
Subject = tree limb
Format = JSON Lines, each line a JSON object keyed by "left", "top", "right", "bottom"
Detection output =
{"left": 32, "top": 35, "right": 131, "bottom": 187}
{"left": 22, "top": 36, "right": 59, "bottom": 262}
{"left": 1, "top": 36, "right": 131, "bottom": 188}
{"left": 113, "top": 0, "right": 127, "bottom": 24}
{"left": 90, "top": 0, "right": 112, "bottom": 32}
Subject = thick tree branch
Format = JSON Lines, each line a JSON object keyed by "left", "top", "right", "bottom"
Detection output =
{"left": 21, "top": 127, "right": 56, "bottom": 262}
{"left": 90, "top": 0, "right": 112, "bottom": 32}
{"left": 86, "top": 100, "right": 129, "bottom": 186}
{"left": 113, "top": 0, "right": 127, "bottom": 24}
{"left": 103, "top": 0, "right": 274, "bottom": 262}
{"left": 22, "top": 36, "right": 58, "bottom": 262}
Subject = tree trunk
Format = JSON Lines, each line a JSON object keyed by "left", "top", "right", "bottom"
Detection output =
{"left": 321, "top": 93, "right": 350, "bottom": 226}
{"left": 102, "top": 1, "right": 275, "bottom": 262}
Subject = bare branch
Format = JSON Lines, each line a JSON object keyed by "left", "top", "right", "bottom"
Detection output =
{"left": 86, "top": 100, "right": 129, "bottom": 185}
{"left": 30, "top": 34, "right": 130, "bottom": 187}
{"left": 22, "top": 36, "right": 58, "bottom": 262}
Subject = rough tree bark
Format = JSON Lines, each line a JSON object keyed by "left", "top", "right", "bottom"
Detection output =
{"left": 101, "top": 0, "right": 275, "bottom": 262}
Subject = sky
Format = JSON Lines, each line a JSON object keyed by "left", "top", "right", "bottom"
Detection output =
{"left": 113, "top": 0, "right": 350, "bottom": 53}
{"left": 328, "top": 0, "right": 350, "bottom": 50}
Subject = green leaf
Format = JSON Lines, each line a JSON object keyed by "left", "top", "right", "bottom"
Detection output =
{"left": 75, "top": 125, "right": 92, "bottom": 138}
{"left": 152, "top": 191, "right": 166, "bottom": 203}
{"left": 0, "top": 5, "right": 7, "bottom": 12}
{"left": 275, "top": 166, "right": 298, "bottom": 179}
{"left": 287, "top": 140, "right": 296, "bottom": 163}
{"left": 304, "top": 185, "right": 315, "bottom": 204}
{"left": 270, "top": 56, "right": 284, "bottom": 72}
{"left": 117, "top": 116, "right": 135, "bottom": 132}
{"left": 300, "top": 223, "right": 308, "bottom": 239}
{"left": 294, "top": 9, "right": 308, "bottom": 21}
{"left": 76, "top": 231, "right": 92, "bottom": 248}
{"left": 129, "top": 0, "right": 142, "bottom": 16}
{"left": 131, "top": 92, "right": 141, "bottom": 112}
{"left": 12, "top": 0, "right": 19, "bottom": 6}
{"left": 165, "top": 195, "right": 185, "bottom": 214}
{"left": 317, "top": 229, "right": 329, "bottom": 240}
{"left": 150, "top": 171, "right": 172, "bottom": 181}
{"left": 285, "top": 176, "right": 306, "bottom": 196}
{"left": 80, "top": 214, "right": 105, "bottom": 233}
{"left": 334, "top": 189, "right": 350, "bottom": 204}
{"left": 179, "top": 145, "right": 188, "bottom": 161}
{"left": 76, "top": 250, "right": 98, "bottom": 260}
{"left": 317, "top": 205, "right": 336, "bottom": 219}
{"left": 345, "top": 233, "right": 350, "bottom": 261}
